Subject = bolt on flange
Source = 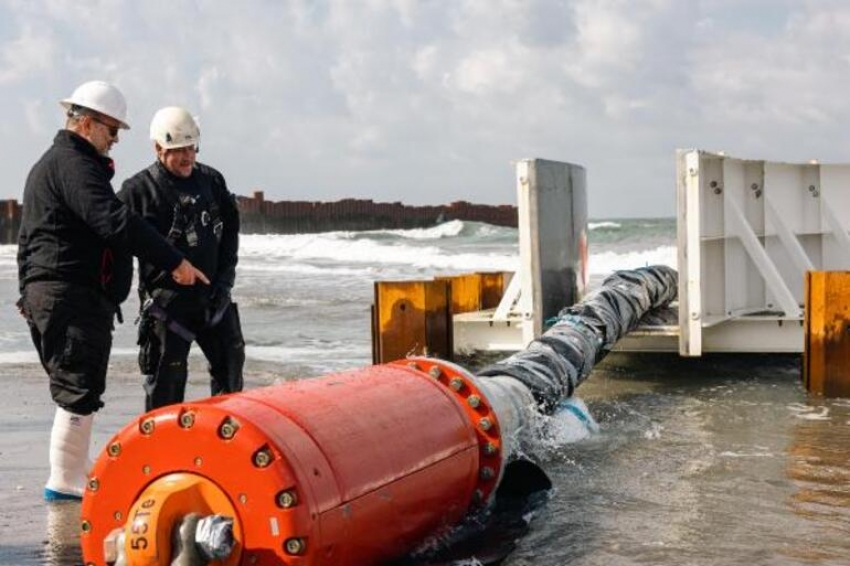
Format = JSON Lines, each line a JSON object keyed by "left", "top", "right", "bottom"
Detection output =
{"left": 284, "top": 537, "right": 306, "bottom": 555}
{"left": 219, "top": 417, "right": 239, "bottom": 440}
{"left": 139, "top": 418, "right": 155, "bottom": 435}
{"left": 276, "top": 489, "right": 298, "bottom": 509}
{"left": 253, "top": 447, "right": 273, "bottom": 468}
{"left": 179, "top": 411, "right": 195, "bottom": 428}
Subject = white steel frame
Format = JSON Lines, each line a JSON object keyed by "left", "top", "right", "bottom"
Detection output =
{"left": 677, "top": 150, "right": 850, "bottom": 356}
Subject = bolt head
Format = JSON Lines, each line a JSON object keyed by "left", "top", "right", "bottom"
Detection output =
{"left": 449, "top": 378, "right": 464, "bottom": 391}
{"left": 87, "top": 478, "right": 99, "bottom": 492}
{"left": 480, "top": 466, "right": 495, "bottom": 480}
{"left": 285, "top": 537, "right": 306, "bottom": 555}
{"left": 253, "top": 448, "right": 272, "bottom": 468}
{"left": 428, "top": 366, "right": 442, "bottom": 379}
{"left": 219, "top": 419, "right": 238, "bottom": 439}
{"left": 468, "top": 395, "right": 481, "bottom": 409}
{"left": 81, "top": 520, "right": 92, "bottom": 533}
{"left": 277, "top": 489, "right": 298, "bottom": 508}
{"left": 483, "top": 442, "right": 498, "bottom": 455}
{"left": 179, "top": 411, "right": 195, "bottom": 428}
{"left": 107, "top": 442, "right": 121, "bottom": 457}
{"left": 479, "top": 418, "right": 492, "bottom": 431}
{"left": 139, "top": 418, "right": 155, "bottom": 435}
{"left": 472, "top": 489, "right": 484, "bottom": 504}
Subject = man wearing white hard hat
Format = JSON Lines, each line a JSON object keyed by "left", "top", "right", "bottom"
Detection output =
{"left": 17, "top": 81, "right": 211, "bottom": 501}
{"left": 118, "top": 106, "right": 244, "bottom": 411}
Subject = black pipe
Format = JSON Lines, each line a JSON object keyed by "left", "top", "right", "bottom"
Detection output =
{"left": 477, "top": 265, "right": 678, "bottom": 412}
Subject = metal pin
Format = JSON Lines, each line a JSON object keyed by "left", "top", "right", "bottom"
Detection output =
{"left": 468, "top": 395, "right": 481, "bottom": 409}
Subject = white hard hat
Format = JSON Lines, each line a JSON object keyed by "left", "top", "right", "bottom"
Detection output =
{"left": 60, "top": 80, "right": 130, "bottom": 129}
{"left": 149, "top": 106, "right": 200, "bottom": 150}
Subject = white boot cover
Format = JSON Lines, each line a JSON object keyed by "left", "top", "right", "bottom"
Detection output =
{"left": 44, "top": 407, "right": 93, "bottom": 501}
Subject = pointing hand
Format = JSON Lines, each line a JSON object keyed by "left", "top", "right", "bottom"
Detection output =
{"left": 171, "top": 259, "right": 210, "bottom": 286}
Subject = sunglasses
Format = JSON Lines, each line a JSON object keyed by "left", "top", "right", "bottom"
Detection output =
{"left": 89, "top": 115, "right": 119, "bottom": 138}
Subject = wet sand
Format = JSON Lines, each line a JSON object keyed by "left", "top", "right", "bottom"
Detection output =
{"left": 0, "top": 358, "right": 287, "bottom": 566}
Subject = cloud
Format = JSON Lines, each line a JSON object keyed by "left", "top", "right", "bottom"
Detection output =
{"left": 196, "top": 66, "right": 220, "bottom": 111}
{"left": 2, "top": 1, "right": 850, "bottom": 217}
{"left": 0, "top": 25, "right": 55, "bottom": 84}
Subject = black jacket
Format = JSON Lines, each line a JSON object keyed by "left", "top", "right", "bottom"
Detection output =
{"left": 17, "top": 130, "right": 183, "bottom": 304}
{"left": 118, "top": 161, "right": 239, "bottom": 299}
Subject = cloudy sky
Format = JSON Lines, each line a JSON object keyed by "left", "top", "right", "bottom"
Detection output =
{"left": 1, "top": 0, "right": 848, "bottom": 218}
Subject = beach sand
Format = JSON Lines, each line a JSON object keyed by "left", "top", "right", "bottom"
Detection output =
{"left": 0, "top": 358, "right": 289, "bottom": 566}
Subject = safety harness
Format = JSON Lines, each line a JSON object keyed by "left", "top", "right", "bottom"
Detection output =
{"left": 137, "top": 163, "right": 227, "bottom": 340}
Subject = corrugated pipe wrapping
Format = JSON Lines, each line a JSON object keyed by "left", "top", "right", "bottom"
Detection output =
{"left": 477, "top": 265, "right": 678, "bottom": 412}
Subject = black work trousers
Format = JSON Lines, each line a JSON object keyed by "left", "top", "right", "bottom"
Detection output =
{"left": 139, "top": 301, "right": 245, "bottom": 411}
{"left": 22, "top": 281, "right": 114, "bottom": 415}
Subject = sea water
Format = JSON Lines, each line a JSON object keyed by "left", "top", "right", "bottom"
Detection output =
{"left": 3, "top": 218, "right": 850, "bottom": 565}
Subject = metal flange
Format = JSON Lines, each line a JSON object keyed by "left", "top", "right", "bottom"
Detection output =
{"left": 394, "top": 357, "right": 504, "bottom": 507}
